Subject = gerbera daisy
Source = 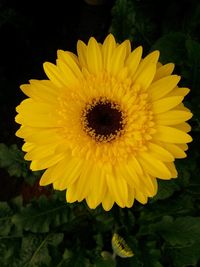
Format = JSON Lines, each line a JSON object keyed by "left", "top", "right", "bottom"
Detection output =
{"left": 15, "top": 34, "right": 192, "bottom": 211}
{"left": 112, "top": 233, "right": 134, "bottom": 258}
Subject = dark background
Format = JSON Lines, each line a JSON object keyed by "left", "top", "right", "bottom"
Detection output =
{"left": 0, "top": 0, "right": 114, "bottom": 145}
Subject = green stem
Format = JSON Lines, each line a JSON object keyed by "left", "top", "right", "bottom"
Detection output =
{"left": 24, "top": 234, "right": 50, "bottom": 267}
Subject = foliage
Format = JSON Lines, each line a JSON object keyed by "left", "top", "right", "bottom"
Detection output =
{"left": 1, "top": 0, "right": 200, "bottom": 266}
{"left": 0, "top": 143, "right": 41, "bottom": 185}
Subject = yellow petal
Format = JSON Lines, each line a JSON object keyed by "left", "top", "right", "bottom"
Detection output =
{"left": 152, "top": 96, "right": 184, "bottom": 113}
{"left": 162, "top": 143, "right": 187, "bottom": 158}
{"left": 39, "top": 167, "right": 55, "bottom": 186}
{"left": 175, "top": 103, "right": 189, "bottom": 111}
{"left": 56, "top": 59, "right": 80, "bottom": 87}
{"left": 145, "top": 174, "right": 158, "bottom": 196}
{"left": 27, "top": 80, "right": 59, "bottom": 103}
{"left": 43, "top": 62, "right": 67, "bottom": 87}
{"left": 15, "top": 99, "right": 59, "bottom": 127}
{"left": 16, "top": 126, "right": 33, "bottom": 138}
{"left": 130, "top": 156, "right": 144, "bottom": 176}
{"left": 117, "top": 67, "right": 128, "bottom": 80}
{"left": 155, "top": 126, "right": 192, "bottom": 143}
{"left": 124, "top": 39, "right": 131, "bottom": 58}
{"left": 109, "top": 42, "right": 127, "bottom": 75}
{"left": 175, "top": 122, "right": 191, "bottom": 133}
{"left": 66, "top": 182, "right": 79, "bottom": 203}
{"left": 20, "top": 128, "right": 61, "bottom": 145}
{"left": 75, "top": 161, "right": 93, "bottom": 201}
{"left": 87, "top": 37, "right": 103, "bottom": 74}
{"left": 153, "top": 63, "right": 174, "bottom": 81}
{"left": 156, "top": 110, "right": 193, "bottom": 125}
{"left": 16, "top": 99, "right": 51, "bottom": 113}
{"left": 57, "top": 50, "right": 83, "bottom": 78}
{"left": 149, "top": 177, "right": 158, "bottom": 196}
{"left": 149, "top": 75, "right": 180, "bottom": 101}
{"left": 106, "top": 172, "right": 128, "bottom": 208}
{"left": 102, "top": 189, "right": 114, "bottom": 211}
{"left": 43, "top": 157, "right": 70, "bottom": 186}
{"left": 133, "top": 50, "right": 159, "bottom": 79}
{"left": 134, "top": 63, "right": 156, "bottom": 90}
{"left": 143, "top": 50, "right": 160, "bottom": 64}
{"left": 139, "top": 152, "right": 172, "bottom": 179}
{"left": 30, "top": 153, "right": 64, "bottom": 171}
{"left": 120, "top": 162, "right": 141, "bottom": 188}
{"left": 148, "top": 142, "right": 174, "bottom": 162}
{"left": 52, "top": 158, "right": 83, "bottom": 193}
{"left": 127, "top": 185, "right": 135, "bottom": 208}
{"left": 64, "top": 51, "right": 80, "bottom": 65}
{"left": 166, "top": 87, "right": 190, "bottom": 97}
{"left": 157, "top": 62, "right": 163, "bottom": 68}
{"left": 102, "top": 33, "right": 116, "bottom": 71}
{"left": 53, "top": 158, "right": 83, "bottom": 190}
{"left": 86, "top": 168, "right": 106, "bottom": 209}
{"left": 21, "top": 83, "right": 37, "bottom": 97}
{"left": 135, "top": 190, "right": 147, "bottom": 204}
{"left": 77, "top": 40, "right": 87, "bottom": 68}
{"left": 22, "top": 142, "right": 34, "bottom": 152}
{"left": 122, "top": 162, "right": 155, "bottom": 195}
{"left": 24, "top": 143, "right": 58, "bottom": 160}
{"left": 86, "top": 166, "right": 106, "bottom": 208}
{"left": 165, "top": 162, "right": 178, "bottom": 178}
{"left": 178, "top": 143, "right": 188, "bottom": 151}
{"left": 125, "top": 46, "right": 143, "bottom": 77}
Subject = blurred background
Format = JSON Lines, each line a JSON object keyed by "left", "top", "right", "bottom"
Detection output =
{"left": 0, "top": 0, "right": 200, "bottom": 266}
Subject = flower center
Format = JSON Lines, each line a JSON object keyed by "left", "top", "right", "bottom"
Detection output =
{"left": 82, "top": 99, "right": 126, "bottom": 143}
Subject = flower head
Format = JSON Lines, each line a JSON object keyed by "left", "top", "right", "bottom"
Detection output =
{"left": 112, "top": 233, "right": 134, "bottom": 258}
{"left": 15, "top": 34, "right": 192, "bottom": 210}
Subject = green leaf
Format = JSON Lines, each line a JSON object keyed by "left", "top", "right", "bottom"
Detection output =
{"left": 138, "top": 194, "right": 194, "bottom": 235}
{"left": 95, "top": 211, "right": 114, "bottom": 232}
{"left": 117, "top": 257, "right": 142, "bottom": 267}
{"left": 152, "top": 180, "right": 179, "bottom": 201}
{"left": 152, "top": 216, "right": 200, "bottom": 246}
{"left": 152, "top": 32, "right": 187, "bottom": 65}
{"left": 110, "top": 0, "right": 136, "bottom": 42}
{"left": 57, "top": 250, "right": 90, "bottom": 267}
{"left": 46, "top": 233, "right": 64, "bottom": 246}
{"left": 167, "top": 241, "right": 200, "bottom": 267}
{"left": 0, "top": 143, "right": 41, "bottom": 185}
{"left": 141, "top": 242, "right": 162, "bottom": 267}
{"left": 12, "top": 196, "right": 70, "bottom": 233}
{"left": 11, "top": 233, "right": 63, "bottom": 267}
{"left": 110, "top": 0, "right": 158, "bottom": 48}
{"left": 54, "top": 249, "right": 72, "bottom": 267}
{"left": 15, "top": 234, "right": 51, "bottom": 267}
{"left": 0, "top": 143, "right": 25, "bottom": 178}
{"left": 95, "top": 251, "right": 116, "bottom": 267}
{"left": 94, "top": 257, "right": 115, "bottom": 267}
{"left": 118, "top": 209, "right": 135, "bottom": 231}
{"left": 0, "top": 202, "right": 13, "bottom": 236}
{"left": 0, "top": 238, "right": 21, "bottom": 267}
{"left": 62, "top": 249, "right": 73, "bottom": 260}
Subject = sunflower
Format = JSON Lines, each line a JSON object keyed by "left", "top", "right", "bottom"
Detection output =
{"left": 15, "top": 34, "right": 192, "bottom": 211}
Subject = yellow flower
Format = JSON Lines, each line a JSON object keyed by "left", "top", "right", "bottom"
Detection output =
{"left": 15, "top": 34, "right": 192, "bottom": 211}
{"left": 112, "top": 233, "right": 134, "bottom": 258}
